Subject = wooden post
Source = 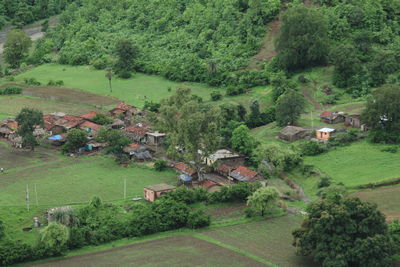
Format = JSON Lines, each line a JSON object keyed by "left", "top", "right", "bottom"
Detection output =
{"left": 26, "top": 184, "right": 30, "bottom": 212}
{"left": 34, "top": 184, "right": 38, "bottom": 206}
{"left": 124, "top": 178, "right": 127, "bottom": 199}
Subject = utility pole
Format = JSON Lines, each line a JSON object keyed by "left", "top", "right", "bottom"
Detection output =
{"left": 124, "top": 178, "right": 127, "bottom": 199}
{"left": 26, "top": 184, "right": 30, "bottom": 212}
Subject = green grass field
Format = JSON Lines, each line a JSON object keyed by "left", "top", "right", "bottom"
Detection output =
{"left": 0, "top": 95, "right": 100, "bottom": 117}
{"left": 199, "top": 215, "right": 317, "bottom": 267}
{"left": 13, "top": 64, "right": 217, "bottom": 108}
{"left": 304, "top": 140, "right": 400, "bottom": 188}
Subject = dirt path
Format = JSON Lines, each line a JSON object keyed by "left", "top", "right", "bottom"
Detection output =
{"left": 247, "top": 18, "right": 280, "bottom": 70}
{"left": 301, "top": 87, "right": 322, "bottom": 111}
{"left": 0, "top": 17, "right": 59, "bottom": 55}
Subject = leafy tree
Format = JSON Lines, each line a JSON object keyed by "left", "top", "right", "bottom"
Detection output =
{"left": 4, "top": 30, "right": 32, "bottom": 68}
{"left": 293, "top": 197, "right": 395, "bottom": 267}
{"left": 156, "top": 87, "right": 222, "bottom": 178}
{"left": 114, "top": 39, "right": 138, "bottom": 78}
{"left": 247, "top": 187, "right": 279, "bottom": 216}
{"left": 332, "top": 44, "right": 362, "bottom": 88}
{"left": 154, "top": 159, "right": 167, "bottom": 171}
{"left": 362, "top": 85, "right": 400, "bottom": 143}
{"left": 369, "top": 50, "right": 399, "bottom": 87}
{"left": 15, "top": 108, "right": 44, "bottom": 151}
{"left": 210, "top": 90, "right": 222, "bottom": 101}
{"left": 96, "top": 128, "right": 130, "bottom": 155}
{"left": 275, "top": 90, "right": 305, "bottom": 126}
{"left": 253, "top": 144, "right": 301, "bottom": 172}
{"left": 92, "top": 114, "right": 113, "bottom": 125}
{"left": 40, "top": 222, "right": 69, "bottom": 256}
{"left": 270, "top": 71, "right": 297, "bottom": 102}
{"left": 66, "top": 129, "right": 88, "bottom": 152}
{"left": 276, "top": 6, "right": 329, "bottom": 70}
{"left": 230, "top": 125, "right": 257, "bottom": 157}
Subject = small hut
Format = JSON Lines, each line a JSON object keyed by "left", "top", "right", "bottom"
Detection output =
{"left": 144, "top": 184, "right": 176, "bottom": 202}
{"left": 279, "top": 126, "right": 307, "bottom": 142}
{"left": 316, "top": 128, "right": 335, "bottom": 140}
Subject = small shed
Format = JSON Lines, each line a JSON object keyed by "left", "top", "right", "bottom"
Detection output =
{"left": 320, "top": 111, "right": 345, "bottom": 124}
{"left": 279, "top": 126, "right": 307, "bottom": 142}
{"left": 205, "top": 149, "right": 245, "bottom": 167}
{"left": 316, "top": 127, "right": 335, "bottom": 140}
{"left": 147, "top": 131, "right": 166, "bottom": 146}
{"left": 229, "top": 166, "right": 260, "bottom": 182}
{"left": 144, "top": 184, "right": 176, "bottom": 202}
{"left": 345, "top": 114, "right": 361, "bottom": 128}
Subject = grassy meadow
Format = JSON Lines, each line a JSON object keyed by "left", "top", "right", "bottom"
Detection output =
{"left": 304, "top": 140, "right": 400, "bottom": 188}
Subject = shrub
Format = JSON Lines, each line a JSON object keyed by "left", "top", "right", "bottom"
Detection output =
{"left": 0, "top": 86, "right": 22, "bottom": 95}
{"left": 226, "top": 85, "right": 245, "bottom": 96}
{"left": 47, "top": 80, "right": 64, "bottom": 87}
{"left": 381, "top": 146, "right": 398, "bottom": 153}
{"left": 299, "top": 141, "right": 326, "bottom": 156}
{"left": 23, "top": 77, "right": 41, "bottom": 86}
{"left": 163, "top": 186, "right": 207, "bottom": 204}
{"left": 329, "top": 131, "right": 358, "bottom": 146}
{"left": 317, "top": 176, "right": 332, "bottom": 188}
{"left": 143, "top": 101, "right": 161, "bottom": 112}
{"left": 92, "top": 114, "right": 113, "bottom": 125}
{"left": 154, "top": 159, "right": 167, "bottom": 171}
{"left": 207, "top": 182, "right": 261, "bottom": 204}
{"left": 210, "top": 90, "right": 222, "bottom": 101}
{"left": 186, "top": 209, "right": 210, "bottom": 229}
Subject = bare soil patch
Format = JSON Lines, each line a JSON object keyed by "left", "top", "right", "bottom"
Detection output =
{"left": 351, "top": 185, "right": 400, "bottom": 221}
{"left": 1, "top": 84, "right": 120, "bottom": 107}
{"left": 30, "top": 235, "right": 264, "bottom": 267}
{"left": 208, "top": 203, "right": 246, "bottom": 221}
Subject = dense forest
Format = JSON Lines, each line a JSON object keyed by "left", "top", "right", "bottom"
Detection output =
{"left": 45, "top": 0, "right": 281, "bottom": 84}
{"left": 0, "top": 0, "right": 75, "bottom": 28}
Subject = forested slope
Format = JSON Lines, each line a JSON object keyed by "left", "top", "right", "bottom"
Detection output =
{"left": 0, "top": 0, "right": 75, "bottom": 28}
{"left": 47, "top": 0, "right": 281, "bottom": 83}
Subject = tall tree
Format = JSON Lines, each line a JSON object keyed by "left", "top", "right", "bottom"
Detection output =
{"left": 276, "top": 6, "right": 329, "bottom": 70}
{"left": 157, "top": 87, "right": 222, "bottom": 178}
{"left": 15, "top": 108, "right": 43, "bottom": 151}
{"left": 4, "top": 30, "right": 32, "bottom": 68}
{"left": 40, "top": 222, "right": 69, "bottom": 256}
{"left": 362, "top": 85, "right": 400, "bottom": 143}
{"left": 231, "top": 125, "right": 257, "bottom": 157}
{"left": 275, "top": 90, "right": 305, "bottom": 126}
{"left": 65, "top": 129, "right": 88, "bottom": 152}
{"left": 247, "top": 187, "right": 279, "bottom": 216}
{"left": 293, "top": 197, "right": 395, "bottom": 267}
{"left": 332, "top": 44, "right": 362, "bottom": 88}
{"left": 114, "top": 39, "right": 138, "bottom": 78}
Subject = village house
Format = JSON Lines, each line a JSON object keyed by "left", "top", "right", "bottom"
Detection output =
{"left": 144, "top": 184, "right": 176, "bottom": 202}
{"left": 320, "top": 111, "right": 345, "bottom": 124}
{"left": 123, "top": 143, "right": 153, "bottom": 161}
{"left": 200, "top": 180, "right": 221, "bottom": 193}
{"left": 345, "top": 114, "right": 362, "bottom": 128}
{"left": 0, "top": 120, "right": 17, "bottom": 138}
{"left": 147, "top": 131, "right": 166, "bottom": 146}
{"left": 80, "top": 111, "right": 98, "bottom": 122}
{"left": 173, "top": 162, "right": 198, "bottom": 182}
{"left": 47, "top": 134, "right": 67, "bottom": 146}
{"left": 204, "top": 149, "right": 245, "bottom": 167}
{"left": 316, "top": 127, "right": 335, "bottom": 141}
{"left": 53, "top": 115, "right": 84, "bottom": 132}
{"left": 279, "top": 126, "right": 308, "bottom": 142}
{"left": 85, "top": 140, "right": 105, "bottom": 151}
{"left": 110, "top": 104, "right": 141, "bottom": 119}
{"left": 229, "top": 166, "right": 261, "bottom": 182}
{"left": 111, "top": 118, "right": 125, "bottom": 129}
{"left": 125, "top": 126, "right": 148, "bottom": 143}
{"left": 79, "top": 121, "right": 102, "bottom": 137}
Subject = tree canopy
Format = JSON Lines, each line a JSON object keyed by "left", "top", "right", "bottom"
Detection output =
{"left": 276, "top": 5, "right": 329, "bottom": 70}
{"left": 275, "top": 90, "right": 305, "bottom": 126}
{"left": 4, "top": 30, "right": 32, "bottom": 68}
{"left": 247, "top": 186, "right": 279, "bottom": 216}
{"left": 15, "top": 108, "right": 44, "bottom": 151}
{"left": 293, "top": 196, "right": 395, "bottom": 267}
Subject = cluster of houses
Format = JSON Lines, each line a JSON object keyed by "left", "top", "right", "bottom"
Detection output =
{"left": 279, "top": 111, "right": 365, "bottom": 142}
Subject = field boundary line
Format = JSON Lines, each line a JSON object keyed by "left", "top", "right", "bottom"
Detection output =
{"left": 192, "top": 233, "right": 277, "bottom": 267}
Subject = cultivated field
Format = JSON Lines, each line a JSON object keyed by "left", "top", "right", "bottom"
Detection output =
{"left": 0, "top": 95, "right": 101, "bottom": 117}
{"left": 351, "top": 185, "right": 400, "bottom": 221}
{"left": 304, "top": 140, "right": 400, "bottom": 188}
{"left": 0, "top": 142, "right": 177, "bottom": 206}
{"left": 199, "top": 215, "right": 317, "bottom": 267}
{"left": 31, "top": 235, "right": 265, "bottom": 267}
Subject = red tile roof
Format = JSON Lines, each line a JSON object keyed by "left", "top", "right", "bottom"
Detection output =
{"left": 6, "top": 121, "right": 18, "bottom": 130}
{"left": 201, "top": 180, "right": 218, "bottom": 188}
{"left": 43, "top": 114, "right": 57, "bottom": 131}
{"left": 79, "top": 121, "right": 102, "bottom": 132}
{"left": 116, "top": 104, "right": 135, "bottom": 111}
{"left": 80, "top": 111, "right": 97, "bottom": 120}
{"left": 125, "top": 126, "right": 148, "bottom": 137}
{"left": 232, "top": 166, "right": 258, "bottom": 179}
{"left": 110, "top": 108, "right": 125, "bottom": 115}
{"left": 320, "top": 111, "right": 332, "bottom": 118}
{"left": 215, "top": 164, "right": 234, "bottom": 175}
{"left": 173, "top": 162, "right": 197, "bottom": 176}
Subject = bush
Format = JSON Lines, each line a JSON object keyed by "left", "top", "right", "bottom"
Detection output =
{"left": 47, "top": 80, "right": 64, "bottom": 87}
{"left": 163, "top": 186, "right": 207, "bottom": 204}
{"left": 154, "top": 159, "right": 167, "bottom": 171}
{"left": 23, "top": 77, "right": 41, "bottom": 86}
{"left": 143, "top": 101, "right": 161, "bottom": 112}
{"left": 207, "top": 182, "right": 261, "bottom": 204}
{"left": 329, "top": 130, "right": 358, "bottom": 146}
{"left": 210, "top": 90, "right": 222, "bottom": 101}
{"left": 0, "top": 86, "right": 22, "bottom": 95}
{"left": 117, "top": 71, "right": 132, "bottom": 79}
{"left": 299, "top": 141, "right": 326, "bottom": 156}
{"left": 186, "top": 209, "right": 210, "bottom": 229}
{"left": 381, "top": 146, "right": 398, "bottom": 153}
{"left": 317, "top": 176, "right": 332, "bottom": 188}
{"left": 226, "top": 85, "right": 245, "bottom": 96}
{"left": 92, "top": 114, "right": 113, "bottom": 125}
